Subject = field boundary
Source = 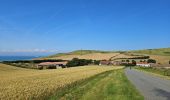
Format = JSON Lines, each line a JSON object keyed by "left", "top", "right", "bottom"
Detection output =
{"left": 49, "top": 68, "right": 143, "bottom": 100}
{"left": 48, "top": 69, "right": 117, "bottom": 99}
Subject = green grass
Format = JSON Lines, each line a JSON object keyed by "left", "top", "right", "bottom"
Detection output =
{"left": 46, "top": 50, "right": 120, "bottom": 58}
{"left": 49, "top": 69, "right": 144, "bottom": 100}
{"left": 44, "top": 48, "right": 170, "bottom": 59}
{"left": 135, "top": 67, "right": 170, "bottom": 76}
{"left": 131, "top": 48, "right": 170, "bottom": 56}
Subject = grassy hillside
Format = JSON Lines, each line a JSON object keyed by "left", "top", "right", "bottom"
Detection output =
{"left": 47, "top": 50, "right": 116, "bottom": 58}
{"left": 131, "top": 48, "right": 170, "bottom": 56}
{"left": 46, "top": 48, "right": 170, "bottom": 59}
{"left": 0, "top": 63, "right": 121, "bottom": 100}
{"left": 39, "top": 50, "right": 121, "bottom": 60}
{"left": 40, "top": 48, "right": 170, "bottom": 64}
{"left": 130, "top": 48, "right": 170, "bottom": 64}
{"left": 44, "top": 53, "right": 120, "bottom": 60}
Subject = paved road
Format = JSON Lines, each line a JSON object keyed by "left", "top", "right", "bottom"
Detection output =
{"left": 125, "top": 68, "right": 170, "bottom": 100}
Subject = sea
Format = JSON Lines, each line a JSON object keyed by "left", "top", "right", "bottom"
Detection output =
{"left": 0, "top": 56, "right": 39, "bottom": 62}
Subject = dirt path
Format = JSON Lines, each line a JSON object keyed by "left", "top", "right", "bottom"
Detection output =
{"left": 125, "top": 68, "right": 170, "bottom": 100}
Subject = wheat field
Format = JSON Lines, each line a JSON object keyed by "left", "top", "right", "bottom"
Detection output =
{"left": 45, "top": 53, "right": 120, "bottom": 60}
{"left": 0, "top": 63, "right": 122, "bottom": 100}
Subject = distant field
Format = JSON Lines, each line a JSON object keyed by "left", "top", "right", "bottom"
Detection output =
{"left": 149, "top": 55, "right": 170, "bottom": 65}
{"left": 39, "top": 48, "right": 170, "bottom": 65}
{"left": 42, "top": 53, "right": 120, "bottom": 60}
{"left": 0, "top": 63, "right": 122, "bottom": 100}
{"left": 47, "top": 50, "right": 116, "bottom": 57}
{"left": 131, "top": 48, "right": 170, "bottom": 56}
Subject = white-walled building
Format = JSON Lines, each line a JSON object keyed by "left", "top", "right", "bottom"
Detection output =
{"left": 136, "top": 62, "right": 151, "bottom": 67}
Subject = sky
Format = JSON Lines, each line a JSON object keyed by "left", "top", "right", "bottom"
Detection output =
{"left": 0, "top": 0, "right": 170, "bottom": 56}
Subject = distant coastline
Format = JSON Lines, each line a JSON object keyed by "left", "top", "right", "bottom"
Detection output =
{"left": 0, "top": 56, "right": 39, "bottom": 62}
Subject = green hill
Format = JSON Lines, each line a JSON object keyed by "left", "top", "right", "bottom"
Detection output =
{"left": 42, "top": 48, "right": 170, "bottom": 65}
{"left": 131, "top": 48, "right": 170, "bottom": 56}
{"left": 49, "top": 48, "right": 170, "bottom": 58}
{"left": 47, "top": 50, "right": 118, "bottom": 58}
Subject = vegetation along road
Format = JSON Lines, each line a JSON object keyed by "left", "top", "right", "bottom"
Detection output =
{"left": 50, "top": 69, "right": 143, "bottom": 100}
{"left": 125, "top": 68, "right": 170, "bottom": 100}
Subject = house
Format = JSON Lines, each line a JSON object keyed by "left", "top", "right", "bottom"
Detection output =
{"left": 37, "top": 62, "right": 67, "bottom": 69}
{"left": 136, "top": 62, "right": 151, "bottom": 67}
{"left": 99, "top": 60, "right": 112, "bottom": 66}
{"left": 111, "top": 61, "right": 122, "bottom": 66}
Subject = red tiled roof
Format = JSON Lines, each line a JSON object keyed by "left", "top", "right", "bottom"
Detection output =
{"left": 38, "top": 62, "right": 67, "bottom": 66}
{"left": 136, "top": 62, "right": 149, "bottom": 64}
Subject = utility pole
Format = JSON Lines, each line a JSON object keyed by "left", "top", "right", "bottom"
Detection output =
{"left": 81, "top": 49, "right": 82, "bottom": 56}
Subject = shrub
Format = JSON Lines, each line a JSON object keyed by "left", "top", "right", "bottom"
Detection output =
{"left": 66, "top": 58, "right": 93, "bottom": 67}
{"left": 147, "top": 59, "right": 156, "bottom": 63}
{"left": 93, "top": 60, "right": 100, "bottom": 65}
{"left": 132, "top": 60, "right": 136, "bottom": 65}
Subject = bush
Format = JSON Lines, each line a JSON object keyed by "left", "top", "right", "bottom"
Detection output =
{"left": 147, "top": 59, "right": 156, "bottom": 63}
{"left": 93, "top": 60, "right": 100, "bottom": 65}
{"left": 132, "top": 60, "right": 136, "bottom": 65}
{"left": 66, "top": 58, "right": 93, "bottom": 67}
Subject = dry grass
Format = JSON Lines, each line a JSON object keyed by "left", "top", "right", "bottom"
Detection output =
{"left": 45, "top": 53, "right": 120, "bottom": 60}
{"left": 40, "top": 51, "right": 170, "bottom": 65}
{"left": 149, "top": 55, "right": 170, "bottom": 64}
{"left": 111, "top": 54, "right": 143, "bottom": 59}
{"left": 0, "top": 63, "right": 122, "bottom": 100}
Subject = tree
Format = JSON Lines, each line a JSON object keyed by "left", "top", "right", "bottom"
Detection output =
{"left": 132, "top": 60, "right": 136, "bottom": 65}
{"left": 94, "top": 60, "right": 100, "bottom": 65}
{"left": 147, "top": 59, "right": 156, "bottom": 63}
{"left": 122, "top": 60, "right": 125, "bottom": 62}
{"left": 126, "top": 60, "right": 130, "bottom": 63}
{"left": 66, "top": 58, "right": 93, "bottom": 67}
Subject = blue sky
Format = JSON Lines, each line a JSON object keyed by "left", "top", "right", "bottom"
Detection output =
{"left": 0, "top": 0, "right": 170, "bottom": 56}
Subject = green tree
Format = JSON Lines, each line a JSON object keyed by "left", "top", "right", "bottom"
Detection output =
{"left": 147, "top": 59, "right": 156, "bottom": 63}
{"left": 132, "top": 60, "right": 136, "bottom": 65}
{"left": 94, "top": 60, "right": 100, "bottom": 65}
{"left": 126, "top": 60, "right": 130, "bottom": 63}
{"left": 66, "top": 58, "right": 93, "bottom": 67}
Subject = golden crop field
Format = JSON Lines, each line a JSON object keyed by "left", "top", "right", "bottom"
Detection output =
{"left": 149, "top": 55, "right": 170, "bottom": 65}
{"left": 0, "top": 63, "right": 122, "bottom": 100}
{"left": 45, "top": 53, "right": 120, "bottom": 60}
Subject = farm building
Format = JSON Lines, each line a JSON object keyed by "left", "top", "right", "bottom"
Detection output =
{"left": 111, "top": 61, "right": 122, "bottom": 66}
{"left": 37, "top": 62, "right": 67, "bottom": 69}
{"left": 99, "top": 60, "right": 112, "bottom": 66}
{"left": 136, "top": 62, "right": 151, "bottom": 67}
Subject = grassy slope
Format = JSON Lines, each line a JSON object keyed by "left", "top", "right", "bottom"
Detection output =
{"left": 50, "top": 69, "right": 143, "bottom": 100}
{"left": 47, "top": 48, "right": 170, "bottom": 58}
{"left": 131, "top": 48, "right": 170, "bottom": 56}
{"left": 46, "top": 50, "right": 117, "bottom": 58}
{"left": 41, "top": 48, "right": 170, "bottom": 64}
{"left": 131, "top": 48, "right": 170, "bottom": 64}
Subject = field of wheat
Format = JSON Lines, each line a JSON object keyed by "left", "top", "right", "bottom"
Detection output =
{"left": 149, "top": 55, "right": 170, "bottom": 65}
{"left": 46, "top": 53, "right": 120, "bottom": 60}
{"left": 0, "top": 63, "right": 122, "bottom": 100}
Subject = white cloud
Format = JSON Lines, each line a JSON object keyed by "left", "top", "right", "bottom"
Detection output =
{"left": 0, "top": 49, "right": 58, "bottom": 53}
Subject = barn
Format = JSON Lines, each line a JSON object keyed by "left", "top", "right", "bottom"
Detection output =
{"left": 37, "top": 62, "right": 67, "bottom": 69}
